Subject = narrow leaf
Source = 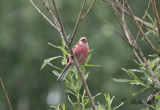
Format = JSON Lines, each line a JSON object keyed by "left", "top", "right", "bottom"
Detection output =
{"left": 112, "top": 78, "right": 130, "bottom": 83}
{"left": 132, "top": 88, "right": 148, "bottom": 96}
{"left": 84, "top": 99, "right": 89, "bottom": 106}
{"left": 62, "top": 104, "right": 65, "bottom": 110}
{"left": 41, "top": 56, "right": 62, "bottom": 70}
{"left": 52, "top": 70, "right": 60, "bottom": 76}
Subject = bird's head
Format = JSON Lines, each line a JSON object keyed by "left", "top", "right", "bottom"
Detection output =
{"left": 78, "top": 37, "right": 88, "bottom": 46}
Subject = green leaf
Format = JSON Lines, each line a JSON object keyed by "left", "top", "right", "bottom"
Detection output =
{"left": 50, "top": 104, "right": 60, "bottom": 110}
{"left": 59, "top": 46, "right": 69, "bottom": 56}
{"left": 84, "top": 99, "right": 89, "bottom": 106}
{"left": 147, "top": 15, "right": 156, "bottom": 26}
{"left": 48, "top": 42, "right": 69, "bottom": 56}
{"left": 83, "top": 54, "right": 91, "bottom": 66}
{"left": 112, "top": 78, "right": 130, "bottom": 83}
{"left": 149, "top": 54, "right": 158, "bottom": 58}
{"left": 65, "top": 89, "right": 75, "bottom": 96}
{"left": 52, "top": 70, "right": 60, "bottom": 76}
{"left": 47, "top": 62, "right": 62, "bottom": 70}
{"left": 132, "top": 88, "right": 148, "bottom": 96}
{"left": 68, "top": 95, "right": 76, "bottom": 108}
{"left": 84, "top": 72, "right": 89, "bottom": 80}
{"left": 89, "top": 49, "right": 94, "bottom": 53}
{"left": 48, "top": 42, "right": 59, "bottom": 49}
{"left": 130, "top": 69, "right": 143, "bottom": 73}
{"left": 62, "top": 104, "right": 65, "bottom": 110}
{"left": 112, "top": 100, "right": 125, "bottom": 110}
{"left": 85, "top": 64, "right": 101, "bottom": 67}
{"left": 41, "top": 56, "right": 62, "bottom": 70}
{"left": 98, "top": 106, "right": 102, "bottom": 110}
{"left": 93, "top": 93, "right": 102, "bottom": 99}
{"left": 156, "top": 97, "right": 160, "bottom": 110}
{"left": 122, "top": 68, "right": 140, "bottom": 81}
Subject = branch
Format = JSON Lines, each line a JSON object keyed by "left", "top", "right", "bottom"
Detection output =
{"left": 136, "top": 0, "right": 151, "bottom": 41}
{"left": 0, "top": 77, "right": 13, "bottom": 110}
{"left": 69, "top": 0, "right": 87, "bottom": 47}
{"left": 52, "top": 0, "right": 69, "bottom": 45}
{"left": 106, "top": 0, "right": 160, "bottom": 88}
{"left": 69, "top": 0, "right": 96, "bottom": 46}
{"left": 41, "top": 0, "right": 60, "bottom": 30}
{"left": 80, "top": 0, "right": 96, "bottom": 21}
{"left": 123, "top": 0, "right": 160, "bottom": 56}
{"left": 29, "top": 0, "right": 57, "bottom": 29}
{"left": 151, "top": 0, "right": 160, "bottom": 34}
{"left": 102, "top": 0, "right": 158, "bottom": 32}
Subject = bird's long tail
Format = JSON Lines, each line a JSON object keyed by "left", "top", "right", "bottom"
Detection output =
{"left": 57, "top": 65, "right": 71, "bottom": 82}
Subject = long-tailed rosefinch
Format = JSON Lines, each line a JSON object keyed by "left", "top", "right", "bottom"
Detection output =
{"left": 57, "top": 37, "right": 89, "bottom": 82}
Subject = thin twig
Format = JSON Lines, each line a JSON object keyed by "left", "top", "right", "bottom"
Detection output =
{"left": 41, "top": 0, "right": 60, "bottom": 30}
{"left": 121, "top": 1, "right": 145, "bottom": 65}
{"left": 102, "top": 0, "right": 158, "bottom": 32}
{"left": 136, "top": 0, "right": 151, "bottom": 41}
{"left": 0, "top": 77, "right": 13, "bottom": 110}
{"left": 123, "top": 0, "right": 159, "bottom": 56}
{"left": 52, "top": 0, "right": 69, "bottom": 45}
{"left": 69, "top": 0, "right": 87, "bottom": 47}
{"left": 29, "top": 0, "right": 57, "bottom": 29}
{"left": 151, "top": 0, "right": 160, "bottom": 34}
{"left": 80, "top": 0, "right": 96, "bottom": 21}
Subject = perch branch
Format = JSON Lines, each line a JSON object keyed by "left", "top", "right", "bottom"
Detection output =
{"left": 29, "top": 0, "right": 96, "bottom": 109}
{"left": 52, "top": 1, "right": 96, "bottom": 109}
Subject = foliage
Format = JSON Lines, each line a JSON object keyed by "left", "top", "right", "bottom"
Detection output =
{"left": 42, "top": 36, "right": 124, "bottom": 110}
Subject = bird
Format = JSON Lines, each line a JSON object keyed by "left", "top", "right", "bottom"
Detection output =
{"left": 57, "top": 37, "right": 89, "bottom": 82}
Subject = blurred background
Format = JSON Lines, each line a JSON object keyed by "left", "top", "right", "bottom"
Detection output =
{"left": 0, "top": 0, "right": 159, "bottom": 110}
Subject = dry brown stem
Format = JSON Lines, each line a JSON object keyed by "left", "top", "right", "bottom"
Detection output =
{"left": 0, "top": 77, "right": 13, "bottom": 110}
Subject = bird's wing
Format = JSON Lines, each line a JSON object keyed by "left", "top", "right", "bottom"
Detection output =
{"left": 67, "top": 45, "right": 77, "bottom": 63}
{"left": 72, "top": 45, "right": 77, "bottom": 50}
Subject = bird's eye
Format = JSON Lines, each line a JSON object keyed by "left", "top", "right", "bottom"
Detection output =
{"left": 81, "top": 38, "right": 86, "bottom": 41}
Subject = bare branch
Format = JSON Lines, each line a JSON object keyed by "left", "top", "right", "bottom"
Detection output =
{"left": 123, "top": 0, "right": 159, "bottom": 56}
{"left": 102, "top": 0, "right": 158, "bottom": 32}
{"left": 106, "top": 0, "right": 160, "bottom": 88}
{"left": 52, "top": 0, "right": 69, "bottom": 45}
{"left": 80, "top": 0, "right": 96, "bottom": 21}
{"left": 69, "top": 0, "right": 97, "bottom": 47}
{"left": 136, "top": 0, "right": 151, "bottom": 41}
{"left": 151, "top": 0, "right": 160, "bottom": 34}
{"left": 29, "top": 0, "right": 57, "bottom": 29}
{"left": 41, "top": 0, "right": 60, "bottom": 29}
{"left": 69, "top": 0, "right": 87, "bottom": 47}
{"left": 0, "top": 77, "right": 13, "bottom": 110}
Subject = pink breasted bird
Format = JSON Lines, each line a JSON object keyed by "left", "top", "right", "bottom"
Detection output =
{"left": 57, "top": 37, "right": 89, "bottom": 82}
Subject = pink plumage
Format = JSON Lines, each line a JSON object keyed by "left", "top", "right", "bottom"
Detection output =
{"left": 57, "top": 37, "right": 89, "bottom": 82}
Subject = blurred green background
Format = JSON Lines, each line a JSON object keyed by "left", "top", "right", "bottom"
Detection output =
{"left": 0, "top": 0, "right": 159, "bottom": 110}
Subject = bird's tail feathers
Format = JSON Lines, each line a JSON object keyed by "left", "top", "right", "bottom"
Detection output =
{"left": 57, "top": 65, "right": 71, "bottom": 82}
